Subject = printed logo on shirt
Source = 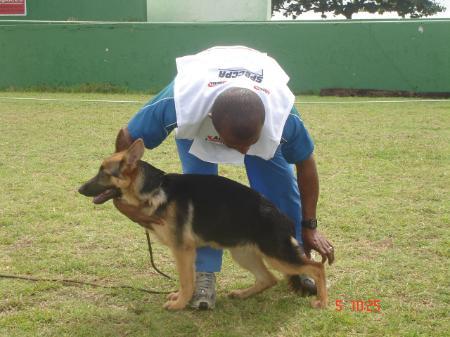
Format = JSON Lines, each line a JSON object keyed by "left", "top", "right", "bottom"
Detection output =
{"left": 254, "top": 85, "right": 270, "bottom": 95}
{"left": 218, "top": 68, "right": 263, "bottom": 83}
{"left": 208, "top": 81, "right": 227, "bottom": 87}
{"left": 205, "top": 135, "right": 224, "bottom": 144}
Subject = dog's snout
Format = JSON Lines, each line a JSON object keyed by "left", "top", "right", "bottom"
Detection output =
{"left": 78, "top": 176, "right": 103, "bottom": 197}
{"left": 78, "top": 182, "right": 95, "bottom": 197}
{"left": 78, "top": 183, "right": 90, "bottom": 196}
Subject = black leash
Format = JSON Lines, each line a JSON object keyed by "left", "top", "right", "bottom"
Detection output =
{"left": 0, "top": 273, "right": 171, "bottom": 294}
{"left": 0, "top": 230, "right": 175, "bottom": 294}
{"left": 145, "top": 230, "right": 173, "bottom": 280}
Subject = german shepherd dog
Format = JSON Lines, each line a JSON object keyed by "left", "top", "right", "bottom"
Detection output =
{"left": 78, "top": 135, "right": 328, "bottom": 310}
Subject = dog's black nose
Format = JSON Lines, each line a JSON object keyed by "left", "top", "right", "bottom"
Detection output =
{"left": 78, "top": 184, "right": 87, "bottom": 196}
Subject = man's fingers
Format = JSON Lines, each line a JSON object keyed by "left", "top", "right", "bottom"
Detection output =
{"left": 322, "top": 240, "right": 334, "bottom": 265}
{"left": 327, "top": 244, "right": 335, "bottom": 265}
{"left": 324, "top": 248, "right": 334, "bottom": 265}
{"left": 316, "top": 238, "right": 334, "bottom": 265}
{"left": 318, "top": 246, "right": 328, "bottom": 264}
{"left": 301, "top": 229, "right": 335, "bottom": 265}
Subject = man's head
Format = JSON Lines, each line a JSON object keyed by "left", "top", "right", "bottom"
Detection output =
{"left": 210, "top": 87, "right": 265, "bottom": 154}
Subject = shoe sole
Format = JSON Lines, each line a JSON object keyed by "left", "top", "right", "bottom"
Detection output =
{"left": 198, "top": 302, "right": 209, "bottom": 310}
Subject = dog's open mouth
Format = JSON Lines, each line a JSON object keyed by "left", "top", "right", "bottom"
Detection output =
{"left": 93, "top": 188, "right": 121, "bottom": 204}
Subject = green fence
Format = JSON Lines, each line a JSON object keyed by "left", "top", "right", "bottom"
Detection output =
{"left": 1, "top": 19, "right": 449, "bottom": 93}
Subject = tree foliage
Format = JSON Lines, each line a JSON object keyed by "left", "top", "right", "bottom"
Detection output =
{"left": 272, "top": 0, "right": 446, "bottom": 19}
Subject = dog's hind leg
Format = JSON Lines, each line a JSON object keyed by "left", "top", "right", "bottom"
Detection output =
{"left": 296, "top": 263, "right": 327, "bottom": 309}
{"left": 228, "top": 246, "right": 278, "bottom": 299}
{"left": 163, "top": 246, "right": 196, "bottom": 310}
{"left": 264, "top": 257, "right": 327, "bottom": 309}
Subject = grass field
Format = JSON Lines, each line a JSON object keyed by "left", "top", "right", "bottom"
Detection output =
{"left": 0, "top": 92, "right": 449, "bottom": 337}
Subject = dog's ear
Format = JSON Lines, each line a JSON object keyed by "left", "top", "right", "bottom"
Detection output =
{"left": 125, "top": 138, "right": 145, "bottom": 166}
{"left": 115, "top": 127, "right": 132, "bottom": 152}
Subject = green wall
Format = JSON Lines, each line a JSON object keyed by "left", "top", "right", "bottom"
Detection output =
{"left": 0, "top": 0, "right": 147, "bottom": 21}
{"left": 1, "top": 20, "right": 449, "bottom": 93}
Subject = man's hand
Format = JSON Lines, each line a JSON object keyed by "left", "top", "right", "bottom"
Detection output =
{"left": 302, "top": 227, "right": 335, "bottom": 265}
{"left": 112, "top": 127, "right": 165, "bottom": 227}
{"left": 113, "top": 199, "right": 163, "bottom": 227}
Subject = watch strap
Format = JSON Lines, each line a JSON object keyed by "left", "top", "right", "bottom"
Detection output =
{"left": 301, "top": 218, "right": 318, "bottom": 229}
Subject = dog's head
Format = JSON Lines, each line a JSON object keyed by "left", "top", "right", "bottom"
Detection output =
{"left": 78, "top": 137, "right": 145, "bottom": 204}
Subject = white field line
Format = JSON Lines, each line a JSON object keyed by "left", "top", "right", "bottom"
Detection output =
{"left": 0, "top": 96, "right": 449, "bottom": 105}
{"left": 0, "top": 96, "right": 142, "bottom": 104}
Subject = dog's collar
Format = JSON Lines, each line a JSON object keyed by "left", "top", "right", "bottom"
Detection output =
{"left": 140, "top": 215, "right": 165, "bottom": 230}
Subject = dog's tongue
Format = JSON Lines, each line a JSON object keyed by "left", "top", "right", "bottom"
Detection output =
{"left": 93, "top": 189, "right": 117, "bottom": 204}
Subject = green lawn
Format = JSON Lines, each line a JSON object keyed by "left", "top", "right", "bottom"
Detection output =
{"left": 0, "top": 92, "right": 449, "bottom": 337}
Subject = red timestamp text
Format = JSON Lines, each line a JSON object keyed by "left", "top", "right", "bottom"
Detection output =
{"left": 335, "top": 298, "right": 381, "bottom": 313}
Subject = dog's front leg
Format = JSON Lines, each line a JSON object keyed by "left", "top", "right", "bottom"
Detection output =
{"left": 163, "top": 246, "right": 196, "bottom": 310}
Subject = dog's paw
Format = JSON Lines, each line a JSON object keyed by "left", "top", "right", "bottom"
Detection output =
{"left": 163, "top": 299, "right": 188, "bottom": 310}
{"left": 166, "top": 291, "right": 179, "bottom": 301}
{"left": 311, "top": 299, "right": 327, "bottom": 309}
{"left": 228, "top": 289, "right": 246, "bottom": 299}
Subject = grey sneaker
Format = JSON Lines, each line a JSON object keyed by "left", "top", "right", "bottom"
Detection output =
{"left": 190, "top": 272, "right": 216, "bottom": 310}
{"left": 299, "top": 275, "right": 317, "bottom": 296}
{"left": 288, "top": 274, "right": 317, "bottom": 296}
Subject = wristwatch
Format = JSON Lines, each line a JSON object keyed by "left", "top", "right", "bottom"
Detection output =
{"left": 301, "top": 218, "right": 318, "bottom": 230}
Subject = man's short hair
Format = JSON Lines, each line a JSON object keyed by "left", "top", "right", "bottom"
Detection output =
{"left": 210, "top": 87, "right": 265, "bottom": 142}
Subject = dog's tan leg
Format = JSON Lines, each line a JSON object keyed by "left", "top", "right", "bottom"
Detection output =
{"left": 163, "top": 246, "right": 196, "bottom": 310}
{"left": 166, "top": 291, "right": 179, "bottom": 301}
{"left": 296, "top": 263, "right": 327, "bottom": 309}
{"left": 264, "top": 257, "right": 328, "bottom": 309}
{"left": 228, "top": 246, "right": 277, "bottom": 299}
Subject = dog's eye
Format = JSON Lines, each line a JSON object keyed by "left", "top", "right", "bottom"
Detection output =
{"left": 110, "top": 166, "right": 120, "bottom": 178}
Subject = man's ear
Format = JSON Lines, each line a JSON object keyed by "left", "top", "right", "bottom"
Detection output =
{"left": 125, "top": 139, "right": 145, "bottom": 166}
{"left": 115, "top": 127, "right": 133, "bottom": 152}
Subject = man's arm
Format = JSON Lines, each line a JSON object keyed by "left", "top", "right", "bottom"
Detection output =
{"left": 295, "top": 154, "right": 319, "bottom": 221}
{"left": 113, "top": 127, "right": 161, "bottom": 225}
{"left": 281, "top": 108, "right": 335, "bottom": 264}
{"left": 296, "top": 155, "right": 334, "bottom": 265}
{"left": 113, "top": 82, "right": 177, "bottom": 225}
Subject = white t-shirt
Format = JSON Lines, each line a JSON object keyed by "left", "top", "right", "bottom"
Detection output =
{"left": 174, "top": 46, "right": 295, "bottom": 164}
